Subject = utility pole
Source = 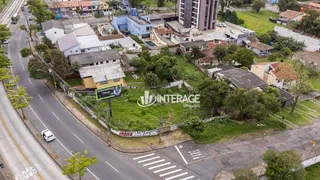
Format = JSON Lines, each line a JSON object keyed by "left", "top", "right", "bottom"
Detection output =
{"left": 159, "top": 113, "right": 164, "bottom": 143}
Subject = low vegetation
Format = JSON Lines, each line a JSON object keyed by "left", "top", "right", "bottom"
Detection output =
{"left": 306, "top": 163, "right": 320, "bottom": 180}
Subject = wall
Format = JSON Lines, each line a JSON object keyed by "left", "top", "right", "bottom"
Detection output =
{"left": 127, "top": 17, "right": 152, "bottom": 37}
{"left": 83, "top": 77, "right": 96, "bottom": 89}
{"left": 63, "top": 45, "right": 80, "bottom": 57}
{"left": 111, "top": 16, "right": 128, "bottom": 31}
{"left": 96, "top": 78, "right": 124, "bottom": 89}
{"left": 45, "top": 28, "right": 65, "bottom": 43}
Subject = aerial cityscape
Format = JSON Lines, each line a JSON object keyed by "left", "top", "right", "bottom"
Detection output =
{"left": 0, "top": 0, "right": 320, "bottom": 179}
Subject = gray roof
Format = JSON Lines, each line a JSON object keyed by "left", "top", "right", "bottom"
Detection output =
{"left": 56, "top": 33, "right": 78, "bottom": 51}
{"left": 79, "top": 63, "right": 125, "bottom": 83}
{"left": 218, "top": 68, "right": 267, "bottom": 89}
{"left": 180, "top": 40, "right": 207, "bottom": 49}
{"left": 69, "top": 49, "right": 121, "bottom": 65}
{"left": 41, "top": 20, "right": 64, "bottom": 32}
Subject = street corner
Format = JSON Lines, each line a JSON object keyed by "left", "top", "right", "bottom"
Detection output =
{"left": 174, "top": 142, "right": 210, "bottom": 165}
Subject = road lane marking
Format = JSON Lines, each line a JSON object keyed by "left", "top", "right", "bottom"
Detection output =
{"left": 175, "top": 145, "right": 188, "bottom": 164}
{"left": 51, "top": 112, "right": 61, "bottom": 121}
{"left": 73, "top": 134, "right": 84, "bottom": 143}
{"left": 37, "top": 94, "right": 43, "bottom": 101}
{"left": 133, "top": 153, "right": 155, "bottom": 160}
{"left": 87, "top": 168, "right": 100, "bottom": 180}
{"left": 159, "top": 169, "right": 182, "bottom": 177}
{"left": 138, "top": 156, "right": 159, "bottom": 163}
{"left": 148, "top": 162, "right": 171, "bottom": 170}
{"left": 21, "top": 64, "right": 25, "bottom": 70}
{"left": 180, "top": 176, "right": 195, "bottom": 180}
{"left": 165, "top": 172, "right": 188, "bottom": 180}
{"left": 189, "top": 149, "right": 199, "bottom": 153}
{"left": 191, "top": 153, "right": 202, "bottom": 157}
{"left": 192, "top": 156, "right": 204, "bottom": 160}
{"left": 28, "top": 78, "right": 32, "bottom": 84}
{"left": 143, "top": 159, "right": 165, "bottom": 167}
{"left": 154, "top": 166, "right": 176, "bottom": 173}
{"left": 105, "top": 161, "right": 119, "bottom": 173}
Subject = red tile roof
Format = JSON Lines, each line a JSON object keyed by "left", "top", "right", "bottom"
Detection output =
{"left": 155, "top": 28, "right": 173, "bottom": 35}
{"left": 271, "top": 63, "right": 297, "bottom": 81}
{"left": 280, "top": 10, "right": 305, "bottom": 19}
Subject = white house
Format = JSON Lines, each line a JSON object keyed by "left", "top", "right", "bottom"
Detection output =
{"left": 41, "top": 20, "right": 65, "bottom": 43}
{"left": 247, "top": 41, "right": 274, "bottom": 57}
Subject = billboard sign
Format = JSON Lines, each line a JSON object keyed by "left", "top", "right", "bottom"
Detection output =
{"left": 96, "top": 85, "right": 122, "bottom": 100}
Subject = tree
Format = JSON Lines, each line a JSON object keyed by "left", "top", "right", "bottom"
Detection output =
{"left": 221, "top": 10, "right": 244, "bottom": 25}
{"left": 278, "top": 0, "right": 300, "bottom": 12}
{"left": 28, "top": 57, "right": 50, "bottom": 80}
{"left": 263, "top": 150, "right": 306, "bottom": 180}
{"left": 281, "top": 47, "right": 292, "bottom": 57}
{"left": 35, "top": 44, "right": 49, "bottom": 55}
{"left": 0, "top": 25, "right": 11, "bottom": 47}
{"left": 42, "top": 36, "right": 55, "bottom": 49}
{"left": 0, "top": 68, "right": 10, "bottom": 81}
{"left": 220, "top": 0, "right": 226, "bottom": 12}
{"left": 191, "top": 46, "right": 205, "bottom": 60}
{"left": 129, "top": 0, "right": 142, "bottom": 8}
{"left": 0, "top": 54, "right": 11, "bottom": 68}
{"left": 27, "top": 0, "right": 56, "bottom": 24}
{"left": 20, "top": 48, "right": 33, "bottom": 58}
{"left": 8, "top": 86, "right": 32, "bottom": 119}
{"left": 182, "top": 116, "right": 205, "bottom": 137}
{"left": 295, "top": 10, "right": 320, "bottom": 38}
{"left": 258, "top": 33, "right": 271, "bottom": 44}
{"left": 235, "top": 169, "right": 259, "bottom": 180}
{"left": 199, "top": 79, "right": 229, "bottom": 116}
{"left": 252, "top": 0, "right": 265, "bottom": 13}
{"left": 231, "top": 48, "right": 254, "bottom": 68}
{"left": 157, "top": 0, "right": 165, "bottom": 7}
{"left": 227, "top": 43, "right": 238, "bottom": 54}
{"left": 144, "top": 72, "right": 160, "bottom": 86}
{"left": 62, "top": 150, "right": 98, "bottom": 180}
{"left": 214, "top": 45, "right": 228, "bottom": 62}
{"left": 20, "top": 25, "right": 27, "bottom": 31}
{"left": 276, "top": 61, "right": 313, "bottom": 114}
{"left": 28, "top": 25, "right": 36, "bottom": 41}
{"left": 175, "top": 48, "right": 183, "bottom": 56}
{"left": 50, "top": 50, "right": 72, "bottom": 79}
{"left": 107, "top": 0, "right": 120, "bottom": 9}
{"left": 268, "top": 52, "right": 285, "bottom": 62}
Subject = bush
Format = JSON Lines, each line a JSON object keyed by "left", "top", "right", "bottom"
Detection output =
{"left": 221, "top": 10, "right": 244, "bottom": 25}
{"left": 182, "top": 116, "right": 205, "bottom": 137}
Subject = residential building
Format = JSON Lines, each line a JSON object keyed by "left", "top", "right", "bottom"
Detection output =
{"left": 292, "top": 51, "right": 320, "bottom": 72}
{"left": 223, "top": 22, "right": 255, "bottom": 45}
{"left": 47, "top": 0, "right": 100, "bottom": 13}
{"left": 278, "top": 10, "right": 305, "bottom": 25}
{"left": 111, "top": 9, "right": 153, "bottom": 38}
{"left": 79, "top": 63, "right": 125, "bottom": 90}
{"left": 178, "top": 0, "right": 219, "bottom": 31}
{"left": 180, "top": 40, "right": 208, "bottom": 53}
{"left": 247, "top": 41, "right": 274, "bottom": 57}
{"left": 41, "top": 20, "right": 65, "bottom": 43}
{"left": 251, "top": 62, "right": 296, "bottom": 90}
{"left": 215, "top": 68, "right": 267, "bottom": 89}
{"left": 69, "top": 49, "right": 121, "bottom": 67}
{"left": 301, "top": 2, "right": 320, "bottom": 12}
{"left": 100, "top": 36, "right": 142, "bottom": 52}
{"left": 195, "top": 40, "right": 227, "bottom": 66}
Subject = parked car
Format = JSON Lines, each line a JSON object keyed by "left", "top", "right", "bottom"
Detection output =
{"left": 28, "top": 15, "right": 33, "bottom": 21}
{"left": 41, "top": 129, "right": 55, "bottom": 142}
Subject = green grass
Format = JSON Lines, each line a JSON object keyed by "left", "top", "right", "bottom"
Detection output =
{"left": 276, "top": 104, "right": 313, "bottom": 126}
{"left": 124, "top": 72, "right": 146, "bottom": 86}
{"left": 237, "top": 10, "right": 280, "bottom": 35}
{"left": 0, "top": 0, "right": 9, "bottom": 12}
{"left": 306, "top": 163, "right": 320, "bottom": 180}
{"left": 65, "top": 78, "right": 82, "bottom": 87}
{"left": 310, "top": 76, "right": 320, "bottom": 92}
{"left": 296, "top": 101, "right": 320, "bottom": 118}
{"left": 192, "top": 117, "right": 286, "bottom": 144}
{"left": 254, "top": 56, "right": 270, "bottom": 63}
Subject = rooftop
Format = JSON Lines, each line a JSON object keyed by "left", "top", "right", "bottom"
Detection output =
{"left": 41, "top": 20, "right": 64, "bottom": 32}
{"left": 250, "top": 41, "right": 274, "bottom": 51}
{"left": 79, "top": 63, "right": 125, "bottom": 83}
{"left": 69, "top": 49, "right": 121, "bottom": 65}
{"left": 180, "top": 40, "right": 207, "bottom": 49}
{"left": 166, "top": 21, "right": 185, "bottom": 33}
{"left": 155, "top": 27, "right": 173, "bottom": 35}
{"left": 128, "top": 16, "right": 151, "bottom": 25}
{"left": 271, "top": 63, "right": 297, "bottom": 81}
{"left": 57, "top": 33, "right": 78, "bottom": 51}
{"left": 73, "top": 25, "right": 95, "bottom": 37}
{"left": 218, "top": 68, "right": 267, "bottom": 89}
{"left": 292, "top": 51, "right": 320, "bottom": 63}
{"left": 76, "top": 35, "right": 101, "bottom": 49}
{"left": 279, "top": 10, "right": 305, "bottom": 19}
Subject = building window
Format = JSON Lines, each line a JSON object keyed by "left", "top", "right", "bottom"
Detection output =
{"left": 54, "top": 32, "right": 57, "bottom": 34}
{"left": 90, "top": 63, "right": 94, "bottom": 66}
{"left": 81, "top": 49, "right": 85, "bottom": 52}
{"left": 100, "top": 62, "right": 103, "bottom": 64}
{"left": 113, "top": 60, "right": 116, "bottom": 62}
{"left": 106, "top": 61, "right": 109, "bottom": 63}
{"left": 113, "top": 78, "right": 120, "bottom": 82}
{"left": 96, "top": 63, "right": 99, "bottom": 65}
{"left": 100, "top": 81, "right": 108, "bottom": 85}
{"left": 88, "top": 48, "right": 90, "bottom": 50}
{"left": 75, "top": 50, "right": 78, "bottom": 52}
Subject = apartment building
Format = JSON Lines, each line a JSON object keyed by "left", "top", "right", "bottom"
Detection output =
{"left": 178, "top": 0, "right": 219, "bottom": 31}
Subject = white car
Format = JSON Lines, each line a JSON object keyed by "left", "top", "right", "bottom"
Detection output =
{"left": 41, "top": 129, "right": 55, "bottom": 142}
{"left": 28, "top": 15, "right": 33, "bottom": 21}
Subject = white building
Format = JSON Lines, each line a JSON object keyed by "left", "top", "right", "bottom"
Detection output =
{"left": 41, "top": 20, "right": 65, "bottom": 43}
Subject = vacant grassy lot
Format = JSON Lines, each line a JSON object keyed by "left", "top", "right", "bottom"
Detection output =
{"left": 237, "top": 10, "right": 280, "bottom": 35}
{"left": 65, "top": 78, "right": 82, "bottom": 87}
{"left": 192, "top": 116, "right": 286, "bottom": 144}
{"left": 306, "top": 163, "right": 320, "bottom": 180}
{"left": 310, "top": 76, "right": 320, "bottom": 91}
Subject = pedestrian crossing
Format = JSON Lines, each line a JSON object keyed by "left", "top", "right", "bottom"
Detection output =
{"left": 188, "top": 149, "right": 204, "bottom": 160}
{"left": 133, "top": 153, "right": 199, "bottom": 180}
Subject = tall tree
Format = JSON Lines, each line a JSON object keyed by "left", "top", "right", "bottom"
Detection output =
{"left": 62, "top": 150, "right": 98, "bottom": 180}
{"left": 276, "top": 61, "right": 313, "bottom": 114}
{"left": 214, "top": 45, "right": 228, "bottom": 62}
{"left": 144, "top": 72, "right": 160, "bottom": 86}
{"left": 199, "top": 79, "right": 229, "bottom": 116}
{"left": 0, "top": 25, "right": 11, "bottom": 47}
{"left": 191, "top": 46, "right": 205, "bottom": 60}
{"left": 28, "top": 57, "right": 50, "bottom": 80}
{"left": 235, "top": 169, "right": 259, "bottom": 180}
{"left": 20, "top": 48, "right": 33, "bottom": 58}
{"left": 8, "top": 86, "right": 32, "bottom": 119}
{"left": 42, "top": 36, "right": 55, "bottom": 49}
{"left": 129, "top": 0, "right": 142, "bottom": 8}
{"left": 278, "top": 0, "right": 300, "bottom": 12}
{"left": 252, "top": 0, "right": 265, "bottom": 13}
{"left": 0, "top": 68, "right": 10, "bottom": 81}
{"left": 230, "top": 48, "right": 254, "bottom": 68}
{"left": 50, "top": 49, "right": 72, "bottom": 79}
{"left": 27, "top": 0, "right": 56, "bottom": 24}
{"left": 263, "top": 150, "right": 306, "bottom": 180}
{"left": 35, "top": 44, "right": 49, "bottom": 55}
{"left": 157, "top": 0, "right": 165, "bottom": 7}
{"left": 295, "top": 10, "right": 320, "bottom": 38}
{"left": 0, "top": 54, "right": 11, "bottom": 68}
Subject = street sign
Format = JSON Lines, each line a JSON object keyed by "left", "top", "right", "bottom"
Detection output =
{"left": 96, "top": 85, "right": 122, "bottom": 101}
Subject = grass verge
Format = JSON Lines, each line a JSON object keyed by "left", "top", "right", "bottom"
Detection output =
{"left": 236, "top": 10, "right": 280, "bottom": 35}
{"left": 310, "top": 76, "right": 320, "bottom": 92}
{"left": 306, "top": 163, "right": 320, "bottom": 180}
{"left": 65, "top": 78, "right": 82, "bottom": 87}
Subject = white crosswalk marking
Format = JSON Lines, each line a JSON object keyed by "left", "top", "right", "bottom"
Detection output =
{"left": 165, "top": 172, "right": 188, "bottom": 180}
{"left": 138, "top": 156, "right": 160, "bottom": 163}
{"left": 180, "top": 176, "right": 195, "bottom": 180}
{"left": 133, "top": 153, "right": 155, "bottom": 160}
{"left": 193, "top": 156, "right": 204, "bottom": 160}
{"left": 143, "top": 159, "right": 165, "bottom": 167}
{"left": 154, "top": 166, "right": 177, "bottom": 173}
{"left": 159, "top": 169, "right": 182, "bottom": 177}
{"left": 148, "top": 162, "right": 171, "bottom": 170}
{"left": 191, "top": 153, "right": 202, "bottom": 157}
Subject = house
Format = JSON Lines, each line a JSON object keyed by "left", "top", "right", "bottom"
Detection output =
{"left": 111, "top": 9, "right": 153, "bottom": 38}
{"left": 56, "top": 24, "right": 101, "bottom": 57}
{"left": 41, "top": 20, "right": 65, "bottom": 43}
{"left": 215, "top": 68, "right": 267, "bottom": 89}
{"left": 47, "top": 0, "right": 100, "bottom": 13}
{"left": 195, "top": 41, "right": 228, "bottom": 66}
{"left": 79, "top": 63, "right": 125, "bottom": 90}
{"left": 292, "top": 51, "right": 320, "bottom": 72}
{"left": 247, "top": 41, "right": 274, "bottom": 57}
{"left": 251, "top": 62, "right": 296, "bottom": 90}
{"left": 222, "top": 22, "right": 256, "bottom": 45}
{"left": 69, "top": 49, "right": 121, "bottom": 67}
{"left": 301, "top": 2, "right": 320, "bottom": 12}
{"left": 99, "top": 36, "right": 142, "bottom": 52}
{"left": 180, "top": 40, "right": 208, "bottom": 53}
{"left": 278, "top": 10, "right": 305, "bottom": 25}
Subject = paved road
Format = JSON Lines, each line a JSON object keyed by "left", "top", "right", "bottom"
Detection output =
{"left": 0, "top": 83, "right": 70, "bottom": 180}
{"left": 0, "top": 0, "right": 24, "bottom": 26}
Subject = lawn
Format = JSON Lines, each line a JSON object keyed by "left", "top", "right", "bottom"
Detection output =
{"left": 192, "top": 116, "right": 286, "bottom": 144}
{"left": 310, "top": 76, "right": 320, "bottom": 92}
{"left": 237, "top": 10, "right": 280, "bottom": 35}
{"left": 65, "top": 78, "right": 82, "bottom": 87}
{"left": 0, "top": 0, "right": 9, "bottom": 12}
{"left": 306, "top": 163, "right": 320, "bottom": 180}
{"left": 296, "top": 101, "right": 320, "bottom": 119}
{"left": 254, "top": 56, "right": 270, "bottom": 63}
